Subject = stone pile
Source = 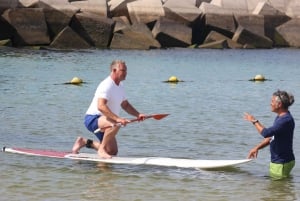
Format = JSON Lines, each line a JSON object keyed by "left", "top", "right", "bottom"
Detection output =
{"left": 0, "top": 0, "right": 300, "bottom": 49}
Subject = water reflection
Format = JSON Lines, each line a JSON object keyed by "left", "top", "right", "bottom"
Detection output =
{"left": 262, "top": 177, "right": 297, "bottom": 201}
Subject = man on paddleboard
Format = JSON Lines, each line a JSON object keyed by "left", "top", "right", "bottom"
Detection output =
{"left": 72, "top": 60, "right": 146, "bottom": 158}
{"left": 244, "top": 90, "right": 295, "bottom": 179}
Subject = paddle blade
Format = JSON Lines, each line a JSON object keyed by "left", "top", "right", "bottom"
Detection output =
{"left": 151, "top": 114, "right": 169, "bottom": 120}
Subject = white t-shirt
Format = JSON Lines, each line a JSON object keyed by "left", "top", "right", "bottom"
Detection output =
{"left": 86, "top": 76, "right": 127, "bottom": 115}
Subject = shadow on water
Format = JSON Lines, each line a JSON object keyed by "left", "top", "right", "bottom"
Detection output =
{"left": 200, "top": 165, "right": 250, "bottom": 173}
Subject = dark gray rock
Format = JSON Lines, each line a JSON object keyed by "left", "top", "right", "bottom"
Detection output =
{"left": 2, "top": 8, "right": 50, "bottom": 46}
{"left": 163, "top": 0, "right": 202, "bottom": 25}
{"left": 204, "top": 12, "right": 235, "bottom": 38}
{"left": 50, "top": 26, "right": 91, "bottom": 49}
{"left": 42, "top": 6, "right": 79, "bottom": 39}
{"left": 70, "top": 0, "right": 108, "bottom": 16}
{"left": 276, "top": 18, "right": 300, "bottom": 47}
{"left": 152, "top": 18, "right": 192, "bottom": 47}
{"left": 232, "top": 25, "right": 273, "bottom": 48}
{"left": 234, "top": 14, "right": 265, "bottom": 36}
{"left": 110, "top": 23, "right": 160, "bottom": 49}
{"left": 252, "top": 2, "right": 291, "bottom": 46}
{"left": 71, "top": 12, "right": 115, "bottom": 48}
{"left": 203, "top": 30, "right": 243, "bottom": 48}
{"left": 127, "top": 0, "right": 164, "bottom": 24}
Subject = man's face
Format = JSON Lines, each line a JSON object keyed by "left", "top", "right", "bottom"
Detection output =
{"left": 116, "top": 63, "right": 127, "bottom": 81}
{"left": 270, "top": 95, "right": 281, "bottom": 112}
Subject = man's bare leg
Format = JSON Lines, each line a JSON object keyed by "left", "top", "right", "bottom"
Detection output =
{"left": 97, "top": 126, "right": 119, "bottom": 158}
{"left": 72, "top": 137, "right": 86, "bottom": 154}
{"left": 72, "top": 136, "right": 100, "bottom": 154}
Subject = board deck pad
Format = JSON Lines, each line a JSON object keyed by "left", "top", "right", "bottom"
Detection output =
{"left": 2, "top": 147, "right": 69, "bottom": 158}
{"left": 2, "top": 147, "right": 252, "bottom": 169}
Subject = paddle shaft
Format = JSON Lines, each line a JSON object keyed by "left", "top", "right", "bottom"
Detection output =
{"left": 93, "top": 114, "right": 168, "bottom": 133}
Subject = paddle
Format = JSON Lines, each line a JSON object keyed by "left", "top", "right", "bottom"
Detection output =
{"left": 94, "top": 113, "right": 169, "bottom": 133}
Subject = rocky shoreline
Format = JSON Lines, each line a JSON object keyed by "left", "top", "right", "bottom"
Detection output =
{"left": 0, "top": 0, "right": 299, "bottom": 50}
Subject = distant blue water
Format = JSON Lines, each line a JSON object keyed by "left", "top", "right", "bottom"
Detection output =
{"left": 1, "top": 47, "right": 300, "bottom": 200}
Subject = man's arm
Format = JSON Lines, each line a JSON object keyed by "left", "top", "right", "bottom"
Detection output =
{"left": 248, "top": 137, "right": 271, "bottom": 159}
{"left": 98, "top": 98, "right": 120, "bottom": 122}
{"left": 121, "top": 100, "right": 140, "bottom": 117}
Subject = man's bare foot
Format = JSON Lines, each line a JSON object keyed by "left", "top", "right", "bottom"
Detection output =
{"left": 72, "top": 137, "right": 86, "bottom": 154}
{"left": 97, "top": 148, "right": 112, "bottom": 159}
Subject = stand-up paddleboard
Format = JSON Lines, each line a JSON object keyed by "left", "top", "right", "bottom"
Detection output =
{"left": 65, "top": 153, "right": 252, "bottom": 169}
{"left": 2, "top": 147, "right": 252, "bottom": 169}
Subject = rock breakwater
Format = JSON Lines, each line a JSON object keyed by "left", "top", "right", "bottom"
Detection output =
{"left": 0, "top": 0, "right": 300, "bottom": 50}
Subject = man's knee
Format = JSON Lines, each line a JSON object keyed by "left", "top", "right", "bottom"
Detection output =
{"left": 107, "top": 148, "right": 118, "bottom": 156}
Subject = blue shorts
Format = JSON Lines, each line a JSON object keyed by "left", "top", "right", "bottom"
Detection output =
{"left": 84, "top": 114, "right": 104, "bottom": 142}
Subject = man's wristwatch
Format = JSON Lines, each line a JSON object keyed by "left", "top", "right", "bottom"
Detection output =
{"left": 252, "top": 119, "right": 259, "bottom": 125}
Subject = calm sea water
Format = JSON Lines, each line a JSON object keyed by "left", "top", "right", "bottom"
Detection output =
{"left": 1, "top": 47, "right": 300, "bottom": 201}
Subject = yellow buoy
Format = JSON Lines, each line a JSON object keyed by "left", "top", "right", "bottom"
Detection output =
{"left": 254, "top": 74, "right": 265, "bottom": 81}
{"left": 168, "top": 76, "right": 179, "bottom": 82}
{"left": 163, "top": 76, "right": 184, "bottom": 83}
{"left": 249, "top": 74, "right": 269, "bottom": 82}
{"left": 68, "top": 77, "right": 83, "bottom": 85}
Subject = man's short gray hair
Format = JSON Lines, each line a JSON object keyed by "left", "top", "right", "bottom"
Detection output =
{"left": 110, "top": 60, "right": 126, "bottom": 71}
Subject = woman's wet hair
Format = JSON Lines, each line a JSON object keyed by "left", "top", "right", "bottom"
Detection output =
{"left": 273, "top": 90, "right": 294, "bottom": 109}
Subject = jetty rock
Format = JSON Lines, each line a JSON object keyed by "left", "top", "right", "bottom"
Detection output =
{"left": 0, "top": 0, "right": 300, "bottom": 50}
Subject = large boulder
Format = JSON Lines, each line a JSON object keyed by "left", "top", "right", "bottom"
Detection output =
{"left": 253, "top": 2, "right": 290, "bottom": 46}
{"left": 210, "top": 0, "right": 251, "bottom": 14}
{"left": 33, "top": 0, "right": 72, "bottom": 8}
{"left": 275, "top": 18, "right": 300, "bottom": 47}
{"left": 42, "top": 5, "right": 79, "bottom": 39}
{"left": 71, "top": 0, "right": 108, "bottom": 16}
{"left": 163, "top": 0, "right": 203, "bottom": 45}
{"left": 232, "top": 25, "right": 273, "bottom": 48}
{"left": 163, "top": 0, "right": 202, "bottom": 24}
{"left": 203, "top": 30, "right": 243, "bottom": 48}
{"left": 0, "top": 0, "right": 18, "bottom": 13}
{"left": 199, "top": 2, "right": 233, "bottom": 15}
{"left": 234, "top": 14, "right": 264, "bottom": 36}
{"left": 127, "top": 0, "right": 164, "bottom": 24}
{"left": 152, "top": 18, "right": 192, "bottom": 47}
{"left": 50, "top": 26, "right": 91, "bottom": 49}
{"left": 285, "top": 0, "right": 300, "bottom": 18}
{"left": 203, "top": 13, "right": 235, "bottom": 38}
{"left": 246, "top": 0, "right": 264, "bottom": 12}
{"left": 112, "top": 16, "right": 131, "bottom": 32}
{"left": 108, "top": 0, "right": 135, "bottom": 18}
{"left": 200, "top": 2, "right": 236, "bottom": 38}
{"left": 71, "top": 12, "right": 115, "bottom": 48}
{"left": 199, "top": 1, "right": 235, "bottom": 42}
{"left": 2, "top": 8, "right": 50, "bottom": 46}
{"left": 18, "top": 0, "right": 39, "bottom": 8}
{"left": 110, "top": 23, "right": 161, "bottom": 49}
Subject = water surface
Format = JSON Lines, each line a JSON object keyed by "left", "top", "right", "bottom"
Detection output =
{"left": 1, "top": 47, "right": 300, "bottom": 200}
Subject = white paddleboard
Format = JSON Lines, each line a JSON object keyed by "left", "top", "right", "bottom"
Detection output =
{"left": 65, "top": 153, "right": 252, "bottom": 169}
{"left": 2, "top": 147, "right": 252, "bottom": 169}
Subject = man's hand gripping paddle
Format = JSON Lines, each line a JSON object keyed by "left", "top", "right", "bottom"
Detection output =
{"left": 94, "top": 114, "right": 169, "bottom": 133}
